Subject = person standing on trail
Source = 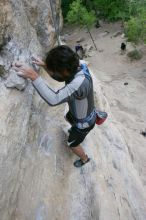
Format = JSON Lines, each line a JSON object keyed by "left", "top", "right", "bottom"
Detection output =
{"left": 13, "top": 45, "right": 96, "bottom": 167}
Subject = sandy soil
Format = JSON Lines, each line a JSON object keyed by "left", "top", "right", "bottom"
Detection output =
{"left": 62, "top": 22, "right": 146, "bottom": 185}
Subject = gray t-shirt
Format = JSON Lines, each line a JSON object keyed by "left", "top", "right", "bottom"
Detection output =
{"left": 32, "top": 69, "right": 96, "bottom": 128}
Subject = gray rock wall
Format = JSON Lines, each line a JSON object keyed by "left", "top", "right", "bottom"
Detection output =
{"left": 0, "top": 1, "right": 62, "bottom": 219}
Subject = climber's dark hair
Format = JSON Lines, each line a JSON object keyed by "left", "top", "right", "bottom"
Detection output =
{"left": 45, "top": 45, "right": 79, "bottom": 76}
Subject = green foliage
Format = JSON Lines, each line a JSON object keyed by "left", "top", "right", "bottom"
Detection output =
{"left": 125, "top": 8, "right": 146, "bottom": 43}
{"left": 128, "top": 0, "right": 146, "bottom": 17}
{"left": 92, "top": 0, "right": 130, "bottom": 21}
{"left": 125, "top": 18, "right": 142, "bottom": 43}
{"left": 61, "top": 0, "right": 74, "bottom": 18}
{"left": 63, "top": 0, "right": 146, "bottom": 44}
{"left": 66, "top": 0, "right": 96, "bottom": 28}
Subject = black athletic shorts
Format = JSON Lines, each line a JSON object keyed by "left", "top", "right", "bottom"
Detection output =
{"left": 65, "top": 111, "right": 95, "bottom": 147}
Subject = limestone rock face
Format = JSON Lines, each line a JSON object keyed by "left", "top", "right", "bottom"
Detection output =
{"left": 0, "top": 1, "right": 63, "bottom": 220}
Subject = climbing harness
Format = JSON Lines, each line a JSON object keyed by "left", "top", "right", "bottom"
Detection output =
{"left": 79, "top": 63, "right": 108, "bottom": 126}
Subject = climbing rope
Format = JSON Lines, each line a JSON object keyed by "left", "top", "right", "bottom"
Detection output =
{"left": 49, "top": 0, "right": 60, "bottom": 45}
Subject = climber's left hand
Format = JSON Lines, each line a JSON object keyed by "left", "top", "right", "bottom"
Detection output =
{"left": 13, "top": 62, "right": 39, "bottom": 81}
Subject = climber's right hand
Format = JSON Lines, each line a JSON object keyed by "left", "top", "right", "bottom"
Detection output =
{"left": 31, "top": 57, "right": 46, "bottom": 67}
{"left": 13, "top": 62, "right": 39, "bottom": 81}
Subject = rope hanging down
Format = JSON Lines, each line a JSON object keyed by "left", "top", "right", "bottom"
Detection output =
{"left": 49, "top": 0, "right": 60, "bottom": 45}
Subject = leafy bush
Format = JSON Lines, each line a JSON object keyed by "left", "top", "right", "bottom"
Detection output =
{"left": 127, "top": 49, "right": 143, "bottom": 60}
{"left": 125, "top": 8, "right": 146, "bottom": 43}
{"left": 61, "top": 0, "right": 74, "bottom": 18}
{"left": 66, "top": 0, "right": 96, "bottom": 27}
{"left": 92, "top": 0, "right": 130, "bottom": 21}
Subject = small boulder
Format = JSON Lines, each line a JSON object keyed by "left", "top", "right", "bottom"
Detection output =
{"left": 121, "top": 33, "right": 125, "bottom": 39}
{"left": 99, "top": 31, "right": 109, "bottom": 37}
{"left": 76, "top": 37, "right": 85, "bottom": 43}
{"left": 127, "top": 49, "right": 143, "bottom": 61}
{"left": 84, "top": 44, "right": 94, "bottom": 57}
{"left": 113, "top": 31, "right": 122, "bottom": 37}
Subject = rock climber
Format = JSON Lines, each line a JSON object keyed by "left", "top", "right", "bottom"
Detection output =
{"left": 13, "top": 45, "right": 96, "bottom": 167}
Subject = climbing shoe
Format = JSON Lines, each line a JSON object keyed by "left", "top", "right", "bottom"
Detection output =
{"left": 73, "top": 156, "right": 90, "bottom": 168}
